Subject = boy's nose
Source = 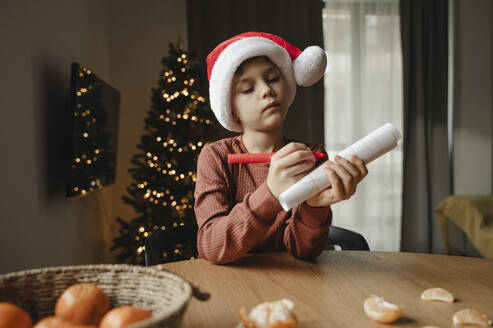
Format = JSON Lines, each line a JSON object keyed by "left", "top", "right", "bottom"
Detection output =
{"left": 260, "top": 81, "right": 275, "bottom": 98}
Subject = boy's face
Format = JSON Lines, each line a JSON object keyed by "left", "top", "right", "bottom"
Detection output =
{"left": 230, "top": 57, "right": 289, "bottom": 132}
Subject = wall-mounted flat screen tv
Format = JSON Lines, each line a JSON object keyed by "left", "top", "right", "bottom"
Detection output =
{"left": 66, "top": 62, "right": 120, "bottom": 199}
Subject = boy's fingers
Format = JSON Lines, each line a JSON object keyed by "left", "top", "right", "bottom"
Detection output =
{"left": 335, "top": 155, "right": 360, "bottom": 179}
{"left": 349, "top": 155, "right": 368, "bottom": 178}
{"left": 292, "top": 161, "right": 318, "bottom": 179}
{"left": 325, "top": 165, "right": 344, "bottom": 200}
{"left": 280, "top": 149, "right": 316, "bottom": 169}
{"left": 273, "top": 142, "right": 310, "bottom": 159}
{"left": 327, "top": 161, "right": 353, "bottom": 198}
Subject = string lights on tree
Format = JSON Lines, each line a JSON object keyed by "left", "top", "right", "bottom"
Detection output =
{"left": 111, "top": 42, "right": 218, "bottom": 265}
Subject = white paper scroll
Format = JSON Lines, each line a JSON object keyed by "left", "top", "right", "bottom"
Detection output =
{"left": 278, "top": 123, "right": 402, "bottom": 211}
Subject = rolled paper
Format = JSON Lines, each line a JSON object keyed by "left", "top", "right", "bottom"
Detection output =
{"left": 228, "top": 151, "right": 327, "bottom": 164}
{"left": 278, "top": 123, "right": 402, "bottom": 211}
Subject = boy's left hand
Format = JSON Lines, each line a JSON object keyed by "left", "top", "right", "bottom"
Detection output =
{"left": 305, "top": 155, "right": 368, "bottom": 208}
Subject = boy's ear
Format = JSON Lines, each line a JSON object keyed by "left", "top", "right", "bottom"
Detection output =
{"left": 232, "top": 110, "right": 240, "bottom": 123}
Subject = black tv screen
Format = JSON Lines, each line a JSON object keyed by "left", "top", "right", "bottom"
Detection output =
{"left": 66, "top": 62, "right": 120, "bottom": 199}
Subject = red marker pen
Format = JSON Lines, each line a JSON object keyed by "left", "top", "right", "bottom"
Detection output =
{"left": 228, "top": 151, "right": 327, "bottom": 164}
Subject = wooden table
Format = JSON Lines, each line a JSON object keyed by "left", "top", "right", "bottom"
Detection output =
{"left": 162, "top": 251, "right": 493, "bottom": 327}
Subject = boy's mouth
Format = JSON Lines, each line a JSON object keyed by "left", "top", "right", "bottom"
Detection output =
{"left": 263, "top": 101, "right": 280, "bottom": 111}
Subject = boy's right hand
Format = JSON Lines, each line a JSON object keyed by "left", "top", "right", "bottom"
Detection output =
{"left": 266, "top": 142, "right": 317, "bottom": 199}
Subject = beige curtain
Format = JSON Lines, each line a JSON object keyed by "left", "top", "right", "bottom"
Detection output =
{"left": 322, "top": 0, "right": 403, "bottom": 251}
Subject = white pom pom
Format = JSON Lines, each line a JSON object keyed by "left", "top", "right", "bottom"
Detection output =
{"left": 293, "top": 46, "right": 327, "bottom": 86}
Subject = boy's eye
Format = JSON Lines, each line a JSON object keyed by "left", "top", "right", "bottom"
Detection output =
{"left": 241, "top": 87, "right": 254, "bottom": 94}
{"left": 267, "top": 76, "right": 280, "bottom": 83}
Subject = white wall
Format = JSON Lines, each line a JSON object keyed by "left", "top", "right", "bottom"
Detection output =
{"left": 0, "top": 0, "right": 187, "bottom": 273}
{"left": 453, "top": 0, "right": 493, "bottom": 195}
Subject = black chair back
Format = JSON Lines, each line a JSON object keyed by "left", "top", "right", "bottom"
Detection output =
{"left": 145, "top": 224, "right": 369, "bottom": 266}
{"left": 326, "top": 226, "right": 370, "bottom": 250}
{"left": 145, "top": 225, "right": 198, "bottom": 266}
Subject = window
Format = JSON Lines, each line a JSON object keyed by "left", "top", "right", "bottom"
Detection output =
{"left": 322, "top": 0, "right": 403, "bottom": 251}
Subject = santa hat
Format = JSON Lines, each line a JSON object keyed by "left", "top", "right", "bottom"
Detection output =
{"left": 206, "top": 32, "right": 327, "bottom": 132}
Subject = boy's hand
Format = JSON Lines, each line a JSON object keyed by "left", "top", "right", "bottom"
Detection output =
{"left": 266, "top": 142, "right": 317, "bottom": 199}
{"left": 305, "top": 155, "right": 368, "bottom": 208}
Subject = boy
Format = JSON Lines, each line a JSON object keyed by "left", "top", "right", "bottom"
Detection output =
{"left": 194, "top": 32, "right": 367, "bottom": 264}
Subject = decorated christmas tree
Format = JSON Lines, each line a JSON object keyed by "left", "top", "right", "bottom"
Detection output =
{"left": 112, "top": 42, "right": 219, "bottom": 265}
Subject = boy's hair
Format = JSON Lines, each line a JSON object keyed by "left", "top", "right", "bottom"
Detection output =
{"left": 206, "top": 32, "right": 327, "bottom": 133}
{"left": 234, "top": 56, "right": 275, "bottom": 76}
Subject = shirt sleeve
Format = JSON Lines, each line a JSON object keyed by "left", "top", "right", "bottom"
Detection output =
{"left": 194, "top": 144, "right": 283, "bottom": 264}
{"left": 283, "top": 144, "right": 333, "bottom": 259}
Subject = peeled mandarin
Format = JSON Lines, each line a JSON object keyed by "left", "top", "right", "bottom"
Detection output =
{"left": 363, "top": 295, "right": 403, "bottom": 324}
{"left": 420, "top": 287, "right": 454, "bottom": 303}
{"left": 239, "top": 308, "right": 251, "bottom": 328}
{"left": 266, "top": 319, "right": 297, "bottom": 328}
{"left": 240, "top": 299, "right": 297, "bottom": 328}
{"left": 452, "top": 308, "right": 492, "bottom": 327}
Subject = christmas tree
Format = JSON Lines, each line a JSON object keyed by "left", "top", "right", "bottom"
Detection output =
{"left": 112, "top": 42, "right": 219, "bottom": 265}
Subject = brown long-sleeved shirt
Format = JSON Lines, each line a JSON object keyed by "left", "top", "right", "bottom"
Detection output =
{"left": 194, "top": 135, "right": 332, "bottom": 264}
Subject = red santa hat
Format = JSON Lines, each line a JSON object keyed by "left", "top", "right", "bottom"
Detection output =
{"left": 206, "top": 31, "right": 327, "bottom": 132}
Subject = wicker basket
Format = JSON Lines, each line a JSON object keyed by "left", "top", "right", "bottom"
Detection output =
{"left": 0, "top": 264, "right": 194, "bottom": 327}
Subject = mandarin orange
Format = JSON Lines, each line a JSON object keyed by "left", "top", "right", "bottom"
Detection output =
{"left": 421, "top": 287, "right": 454, "bottom": 303}
{"left": 55, "top": 284, "right": 110, "bottom": 326}
{"left": 363, "top": 295, "right": 403, "bottom": 323}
